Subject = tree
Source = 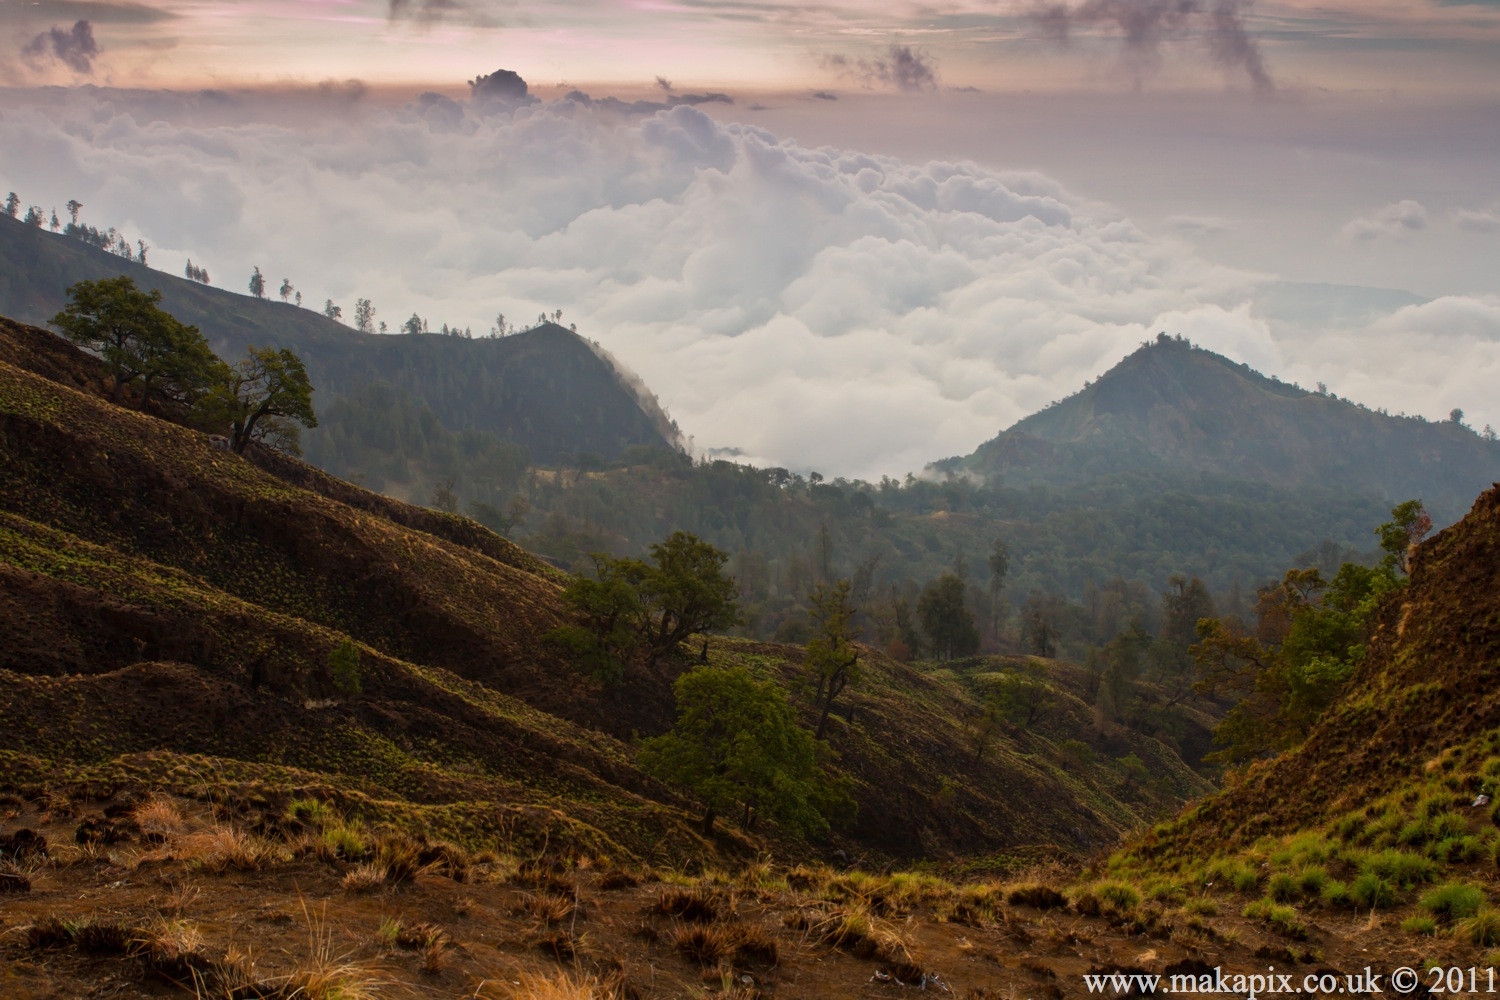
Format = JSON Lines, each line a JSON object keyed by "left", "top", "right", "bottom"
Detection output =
{"left": 1376, "top": 500, "right": 1431, "bottom": 576}
{"left": 1450, "top": 408, "right": 1465, "bottom": 426}
{"left": 987, "top": 538, "right": 1009, "bottom": 635}
{"left": 354, "top": 297, "right": 376, "bottom": 334}
{"left": 1153, "top": 575, "right": 1216, "bottom": 677}
{"left": 329, "top": 640, "right": 361, "bottom": 697}
{"left": 800, "top": 579, "right": 862, "bottom": 739}
{"left": 50, "top": 209, "right": 60, "bottom": 232}
{"left": 23, "top": 205, "right": 43, "bottom": 227}
{"left": 402, "top": 313, "right": 426, "bottom": 336}
{"left": 136, "top": 239, "right": 148, "bottom": 265}
{"left": 248, "top": 266, "right": 266, "bottom": 299}
{"left": 1020, "top": 591, "right": 1065, "bottom": 658}
{"left": 49, "top": 276, "right": 223, "bottom": 408}
{"left": 918, "top": 573, "right": 979, "bottom": 660}
{"left": 430, "top": 477, "right": 459, "bottom": 513}
{"left": 323, "top": 299, "right": 342, "bottom": 322}
{"left": 279, "top": 279, "right": 294, "bottom": 303}
{"left": 4, "top": 193, "right": 19, "bottom": 217}
{"left": 215, "top": 346, "right": 317, "bottom": 453}
{"left": 639, "top": 665, "right": 846, "bottom": 837}
{"left": 66, "top": 200, "right": 82, "bottom": 226}
{"left": 295, "top": 291, "right": 303, "bottom": 308}
{"left": 550, "top": 532, "right": 740, "bottom": 675}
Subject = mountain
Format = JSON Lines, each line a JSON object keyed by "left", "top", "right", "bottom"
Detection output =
{"left": 0, "top": 313, "right": 1209, "bottom": 865}
{"left": 0, "top": 214, "right": 679, "bottom": 464}
{"left": 945, "top": 334, "right": 1500, "bottom": 525}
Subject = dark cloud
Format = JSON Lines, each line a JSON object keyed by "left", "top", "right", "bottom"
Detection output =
{"left": 0, "top": 2, "right": 171, "bottom": 27}
{"left": 468, "top": 68, "right": 535, "bottom": 106}
{"left": 812, "top": 90, "right": 838, "bottom": 101}
{"left": 389, "top": 0, "right": 465, "bottom": 23}
{"left": 820, "top": 45, "right": 938, "bottom": 92}
{"left": 564, "top": 89, "right": 733, "bottom": 115}
{"left": 1030, "top": 0, "right": 1273, "bottom": 93}
{"left": 655, "top": 75, "right": 673, "bottom": 93}
{"left": 21, "top": 19, "right": 99, "bottom": 74}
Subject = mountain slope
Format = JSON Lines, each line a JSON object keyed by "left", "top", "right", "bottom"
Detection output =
{"left": 0, "top": 314, "right": 1205, "bottom": 864}
{"left": 947, "top": 334, "right": 1500, "bottom": 524}
{"left": 0, "top": 214, "right": 678, "bottom": 463}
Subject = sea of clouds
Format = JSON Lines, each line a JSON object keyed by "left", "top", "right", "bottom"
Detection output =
{"left": 0, "top": 83, "right": 1496, "bottom": 479}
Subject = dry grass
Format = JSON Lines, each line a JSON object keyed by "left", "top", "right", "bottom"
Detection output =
{"left": 654, "top": 886, "right": 729, "bottom": 923}
{"left": 181, "top": 826, "right": 282, "bottom": 873}
{"left": 133, "top": 796, "right": 186, "bottom": 841}
{"left": 518, "top": 890, "right": 577, "bottom": 925}
{"left": 342, "top": 863, "right": 388, "bottom": 893}
{"left": 492, "top": 970, "right": 610, "bottom": 999}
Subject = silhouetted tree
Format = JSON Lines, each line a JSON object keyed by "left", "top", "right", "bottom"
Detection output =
{"left": 66, "top": 200, "right": 82, "bottom": 226}
{"left": 216, "top": 346, "right": 317, "bottom": 453}
{"left": 323, "top": 300, "right": 342, "bottom": 322}
{"left": 279, "top": 278, "right": 293, "bottom": 303}
{"left": 248, "top": 266, "right": 266, "bottom": 299}
{"left": 4, "top": 193, "right": 18, "bottom": 218}
{"left": 354, "top": 297, "right": 376, "bottom": 333}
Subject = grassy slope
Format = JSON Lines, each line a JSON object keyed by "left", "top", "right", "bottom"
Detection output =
{"left": 1101, "top": 484, "right": 1500, "bottom": 954}
{"left": 0, "top": 315, "right": 1215, "bottom": 868}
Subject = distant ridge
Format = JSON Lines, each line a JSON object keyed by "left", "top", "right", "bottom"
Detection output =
{"left": 943, "top": 334, "right": 1500, "bottom": 524}
{"left": 0, "top": 214, "right": 679, "bottom": 464}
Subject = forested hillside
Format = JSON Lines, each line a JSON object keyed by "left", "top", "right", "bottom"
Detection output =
{"left": 0, "top": 214, "right": 679, "bottom": 464}
{"left": 946, "top": 333, "right": 1500, "bottom": 525}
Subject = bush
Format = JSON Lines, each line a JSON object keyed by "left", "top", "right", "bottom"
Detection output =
{"left": 1419, "top": 883, "right": 1485, "bottom": 923}
{"left": 1350, "top": 872, "right": 1397, "bottom": 909}
{"left": 1431, "top": 835, "right": 1484, "bottom": 864}
{"left": 1243, "top": 899, "right": 1308, "bottom": 939}
{"left": 329, "top": 640, "right": 361, "bottom": 697}
{"left": 1430, "top": 813, "right": 1470, "bottom": 840}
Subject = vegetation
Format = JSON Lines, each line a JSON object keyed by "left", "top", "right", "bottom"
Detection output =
{"left": 639, "top": 665, "right": 848, "bottom": 837}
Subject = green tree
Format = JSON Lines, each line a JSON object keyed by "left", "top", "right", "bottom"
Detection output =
{"left": 800, "top": 579, "right": 862, "bottom": 739}
{"left": 214, "top": 346, "right": 318, "bottom": 454}
{"left": 639, "top": 665, "right": 848, "bottom": 837}
{"left": 248, "top": 266, "right": 266, "bottom": 300}
{"left": 550, "top": 532, "right": 740, "bottom": 676}
{"left": 987, "top": 660, "right": 1052, "bottom": 729}
{"left": 918, "top": 573, "right": 979, "bottom": 660}
{"left": 329, "top": 640, "right": 361, "bottom": 697}
{"left": 354, "top": 297, "right": 376, "bottom": 334}
{"left": 50, "top": 276, "right": 224, "bottom": 408}
{"left": 1376, "top": 500, "right": 1431, "bottom": 576}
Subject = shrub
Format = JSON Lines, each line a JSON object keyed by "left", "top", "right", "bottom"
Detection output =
{"left": 1183, "top": 897, "right": 1218, "bottom": 916}
{"left": 329, "top": 640, "right": 361, "bottom": 696}
{"left": 1007, "top": 883, "right": 1069, "bottom": 910}
{"left": 1243, "top": 899, "right": 1308, "bottom": 939}
{"left": 1419, "top": 883, "right": 1485, "bottom": 923}
{"left": 1350, "top": 872, "right": 1397, "bottom": 909}
{"left": 1430, "top": 813, "right": 1470, "bottom": 840}
{"left": 1432, "top": 836, "right": 1483, "bottom": 864}
{"left": 1397, "top": 820, "right": 1430, "bottom": 846}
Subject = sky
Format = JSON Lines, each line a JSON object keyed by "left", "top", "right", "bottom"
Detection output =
{"left": 0, "top": 0, "right": 1498, "bottom": 478}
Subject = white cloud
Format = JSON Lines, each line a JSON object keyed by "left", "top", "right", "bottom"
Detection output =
{"left": 1455, "top": 203, "right": 1500, "bottom": 234}
{"left": 0, "top": 86, "right": 1494, "bottom": 479}
{"left": 1340, "top": 199, "right": 1427, "bottom": 243}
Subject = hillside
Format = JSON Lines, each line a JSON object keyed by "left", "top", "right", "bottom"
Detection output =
{"left": 0, "top": 314, "right": 1207, "bottom": 868}
{"left": 945, "top": 334, "right": 1500, "bottom": 525}
{"left": 0, "top": 214, "right": 678, "bottom": 464}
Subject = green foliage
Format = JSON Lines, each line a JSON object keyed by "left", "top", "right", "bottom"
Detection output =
{"left": 1460, "top": 910, "right": 1500, "bottom": 947}
{"left": 1192, "top": 523, "right": 1403, "bottom": 765}
{"left": 800, "top": 579, "right": 862, "bottom": 739}
{"left": 638, "top": 665, "right": 850, "bottom": 838}
{"left": 1360, "top": 848, "right": 1437, "bottom": 889}
{"left": 917, "top": 573, "right": 979, "bottom": 660}
{"left": 329, "top": 640, "right": 361, "bottom": 697}
{"left": 206, "top": 345, "right": 317, "bottom": 454}
{"left": 1094, "top": 880, "right": 1140, "bottom": 912}
{"left": 1419, "top": 883, "right": 1484, "bottom": 922}
{"left": 1400, "top": 915, "right": 1437, "bottom": 936}
{"left": 550, "top": 532, "right": 741, "bottom": 679}
{"left": 1319, "top": 880, "right": 1351, "bottom": 908}
{"left": 984, "top": 660, "right": 1053, "bottom": 731}
{"left": 1243, "top": 898, "right": 1308, "bottom": 939}
{"left": 1267, "top": 871, "right": 1299, "bottom": 903}
{"left": 1376, "top": 499, "right": 1432, "bottom": 575}
{"left": 1350, "top": 872, "right": 1397, "bottom": 909}
{"left": 50, "top": 276, "right": 224, "bottom": 410}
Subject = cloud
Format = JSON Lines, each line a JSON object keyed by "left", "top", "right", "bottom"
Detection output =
{"left": 821, "top": 45, "right": 937, "bottom": 92}
{"left": 1341, "top": 199, "right": 1428, "bottom": 243}
{"left": 1, "top": 81, "right": 1493, "bottom": 478}
{"left": 812, "top": 90, "right": 838, "bottom": 101}
{"left": 389, "top": 0, "right": 464, "bottom": 23}
{"left": 1030, "top": 0, "right": 1274, "bottom": 94}
{"left": 20, "top": 19, "right": 99, "bottom": 74}
{"left": 655, "top": 76, "right": 673, "bottom": 93}
{"left": 1166, "top": 214, "right": 1231, "bottom": 238}
{"left": 563, "top": 88, "right": 732, "bottom": 115}
{"left": 1455, "top": 203, "right": 1500, "bottom": 233}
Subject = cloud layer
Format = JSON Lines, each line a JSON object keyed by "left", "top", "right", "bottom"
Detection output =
{"left": 1, "top": 84, "right": 1496, "bottom": 477}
